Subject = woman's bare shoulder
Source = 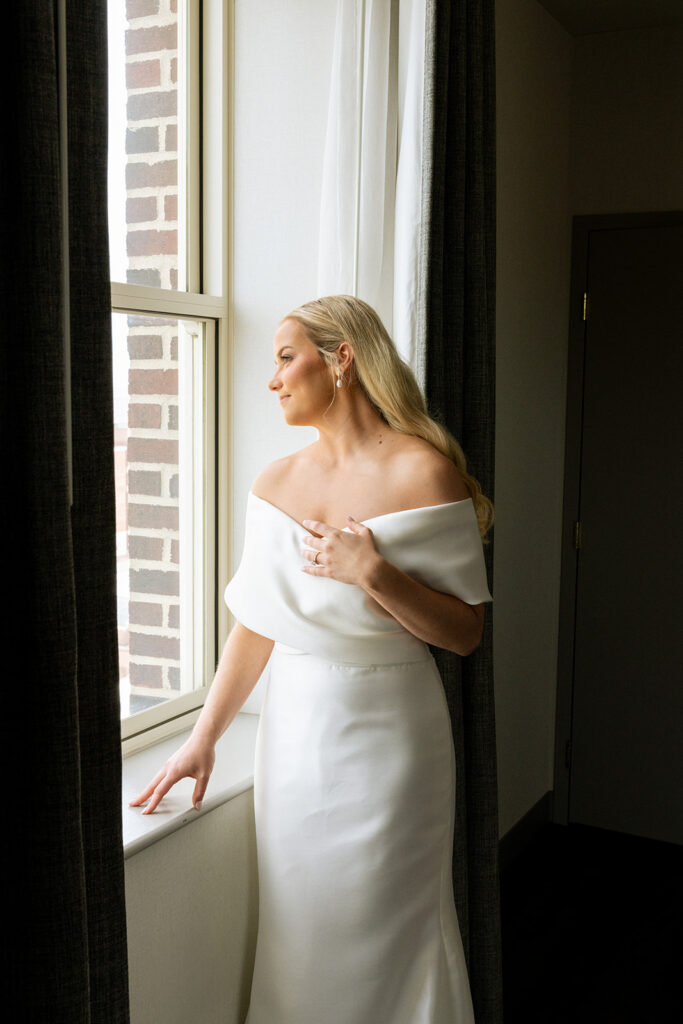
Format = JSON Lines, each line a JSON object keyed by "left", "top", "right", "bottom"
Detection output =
{"left": 251, "top": 445, "right": 318, "bottom": 502}
{"left": 387, "top": 436, "right": 470, "bottom": 506}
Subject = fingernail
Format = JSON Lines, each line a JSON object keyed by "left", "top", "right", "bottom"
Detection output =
{"left": 195, "top": 800, "right": 203, "bottom": 811}
{"left": 302, "top": 519, "right": 311, "bottom": 526}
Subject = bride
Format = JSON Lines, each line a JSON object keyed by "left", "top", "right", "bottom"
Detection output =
{"left": 132, "top": 294, "right": 493, "bottom": 1024}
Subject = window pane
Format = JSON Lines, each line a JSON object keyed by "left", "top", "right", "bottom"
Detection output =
{"left": 113, "top": 312, "right": 205, "bottom": 719}
{"left": 108, "top": 0, "right": 185, "bottom": 290}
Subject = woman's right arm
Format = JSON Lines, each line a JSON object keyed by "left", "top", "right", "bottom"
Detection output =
{"left": 129, "top": 622, "right": 274, "bottom": 814}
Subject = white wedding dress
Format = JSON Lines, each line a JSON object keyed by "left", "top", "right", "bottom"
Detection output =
{"left": 224, "top": 491, "right": 492, "bottom": 1024}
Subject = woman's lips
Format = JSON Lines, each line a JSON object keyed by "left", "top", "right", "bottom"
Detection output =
{"left": 279, "top": 395, "right": 290, "bottom": 403}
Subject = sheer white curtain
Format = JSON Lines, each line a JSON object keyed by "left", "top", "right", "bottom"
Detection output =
{"left": 317, "top": 0, "right": 426, "bottom": 379}
{"left": 394, "top": 0, "right": 426, "bottom": 383}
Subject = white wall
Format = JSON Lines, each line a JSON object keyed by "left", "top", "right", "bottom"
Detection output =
{"left": 231, "top": 0, "right": 337, "bottom": 554}
{"left": 125, "top": 791, "right": 258, "bottom": 1024}
{"left": 494, "top": 0, "right": 573, "bottom": 835}
{"left": 229, "top": 0, "right": 337, "bottom": 712}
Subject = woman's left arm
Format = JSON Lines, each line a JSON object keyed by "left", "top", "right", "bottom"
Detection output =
{"left": 301, "top": 518, "right": 484, "bottom": 656}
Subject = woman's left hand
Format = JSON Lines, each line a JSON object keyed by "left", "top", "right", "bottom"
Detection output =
{"left": 301, "top": 517, "right": 382, "bottom": 587}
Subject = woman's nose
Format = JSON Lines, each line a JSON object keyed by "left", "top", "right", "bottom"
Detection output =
{"left": 268, "top": 372, "right": 281, "bottom": 391}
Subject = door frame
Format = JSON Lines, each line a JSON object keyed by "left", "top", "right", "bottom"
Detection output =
{"left": 552, "top": 210, "right": 683, "bottom": 825}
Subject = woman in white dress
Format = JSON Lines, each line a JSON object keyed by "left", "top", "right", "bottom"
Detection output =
{"left": 132, "top": 295, "right": 493, "bottom": 1024}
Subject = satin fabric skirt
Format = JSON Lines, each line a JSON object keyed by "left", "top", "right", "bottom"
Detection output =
{"left": 244, "top": 644, "right": 475, "bottom": 1024}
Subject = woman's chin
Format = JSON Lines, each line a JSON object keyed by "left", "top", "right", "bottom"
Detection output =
{"left": 280, "top": 403, "right": 300, "bottom": 425}
{"left": 281, "top": 407, "right": 312, "bottom": 428}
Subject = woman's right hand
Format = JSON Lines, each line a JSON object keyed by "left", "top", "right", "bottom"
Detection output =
{"left": 129, "top": 733, "right": 216, "bottom": 815}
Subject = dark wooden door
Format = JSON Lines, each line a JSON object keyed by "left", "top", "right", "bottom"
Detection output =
{"left": 568, "top": 222, "right": 683, "bottom": 844}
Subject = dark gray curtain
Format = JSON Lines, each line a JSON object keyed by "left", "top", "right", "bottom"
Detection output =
{"left": 420, "top": 0, "right": 502, "bottom": 1021}
{"left": 1, "top": 3, "right": 130, "bottom": 1021}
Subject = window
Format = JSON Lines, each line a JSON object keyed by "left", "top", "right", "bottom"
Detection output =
{"left": 108, "top": 0, "right": 229, "bottom": 749}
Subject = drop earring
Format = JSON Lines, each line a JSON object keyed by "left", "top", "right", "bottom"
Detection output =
{"left": 336, "top": 370, "right": 342, "bottom": 389}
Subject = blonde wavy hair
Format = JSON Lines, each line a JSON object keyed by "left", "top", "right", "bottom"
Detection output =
{"left": 283, "top": 294, "right": 494, "bottom": 541}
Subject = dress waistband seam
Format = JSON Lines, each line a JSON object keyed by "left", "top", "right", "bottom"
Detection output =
{"left": 272, "top": 640, "right": 432, "bottom": 666}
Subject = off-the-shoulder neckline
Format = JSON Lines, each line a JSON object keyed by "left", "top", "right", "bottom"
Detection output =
{"left": 249, "top": 490, "right": 473, "bottom": 533}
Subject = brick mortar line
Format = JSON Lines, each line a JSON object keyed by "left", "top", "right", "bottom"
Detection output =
{"left": 126, "top": 85, "right": 178, "bottom": 96}
{"left": 125, "top": 51, "right": 178, "bottom": 61}
{"left": 124, "top": 530, "right": 180, "bottom": 538}
{"left": 124, "top": 659, "right": 180, "bottom": 669}
{"left": 124, "top": 692, "right": 181, "bottom": 700}
{"left": 126, "top": 53, "right": 178, "bottom": 64}
{"left": 126, "top": 436, "right": 180, "bottom": 442}
{"left": 126, "top": 255, "right": 179, "bottom": 262}
{"left": 129, "top": 556, "right": 180, "bottom": 565}
{"left": 127, "top": 539, "right": 180, "bottom": 544}
{"left": 124, "top": 622, "right": 181, "bottom": 630}
{"left": 127, "top": 562, "right": 179, "bottom": 567}
{"left": 125, "top": 689, "right": 182, "bottom": 698}
{"left": 127, "top": 602, "right": 180, "bottom": 610}
{"left": 124, "top": 190, "right": 178, "bottom": 198}
{"left": 125, "top": 20, "right": 178, "bottom": 32}
{"left": 125, "top": 143, "right": 177, "bottom": 153}
{"left": 125, "top": 221, "right": 180, "bottom": 230}
{"left": 127, "top": 502, "right": 179, "bottom": 510}
{"left": 126, "top": 442, "right": 180, "bottom": 449}
{"left": 126, "top": 148, "right": 178, "bottom": 161}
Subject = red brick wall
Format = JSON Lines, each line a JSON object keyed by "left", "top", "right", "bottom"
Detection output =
{"left": 125, "top": 315, "right": 181, "bottom": 709}
{"left": 123, "top": 0, "right": 182, "bottom": 713}
{"left": 125, "top": 0, "right": 179, "bottom": 290}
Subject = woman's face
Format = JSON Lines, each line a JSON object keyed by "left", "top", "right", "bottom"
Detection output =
{"left": 269, "top": 318, "right": 334, "bottom": 425}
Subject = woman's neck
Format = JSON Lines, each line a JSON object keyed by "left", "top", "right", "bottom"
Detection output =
{"left": 313, "top": 387, "right": 389, "bottom": 466}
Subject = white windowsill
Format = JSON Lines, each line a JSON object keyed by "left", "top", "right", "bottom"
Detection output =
{"left": 122, "top": 711, "right": 260, "bottom": 859}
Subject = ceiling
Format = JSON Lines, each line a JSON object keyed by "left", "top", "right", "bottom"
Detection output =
{"left": 537, "top": 0, "right": 683, "bottom": 35}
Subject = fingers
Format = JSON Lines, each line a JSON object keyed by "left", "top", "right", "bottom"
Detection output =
{"left": 129, "top": 766, "right": 167, "bottom": 807}
{"left": 301, "top": 542, "right": 323, "bottom": 562}
{"left": 299, "top": 517, "right": 375, "bottom": 581}
{"left": 141, "top": 769, "right": 180, "bottom": 814}
{"left": 300, "top": 537, "right": 330, "bottom": 575}
{"left": 303, "top": 517, "right": 370, "bottom": 537}
{"left": 192, "top": 775, "right": 210, "bottom": 810}
{"left": 302, "top": 519, "right": 337, "bottom": 537}
{"left": 132, "top": 760, "right": 214, "bottom": 814}
{"left": 301, "top": 562, "right": 327, "bottom": 575}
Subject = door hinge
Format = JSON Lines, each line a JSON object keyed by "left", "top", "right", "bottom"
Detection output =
{"left": 583, "top": 292, "right": 589, "bottom": 320}
{"left": 573, "top": 521, "right": 582, "bottom": 550}
{"left": 564, "top": 739, "right": 572, "bottom": 770}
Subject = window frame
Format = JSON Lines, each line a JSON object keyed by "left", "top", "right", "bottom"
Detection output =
{"left": 111, "top": 0, "right": 232, "bottom": 755}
